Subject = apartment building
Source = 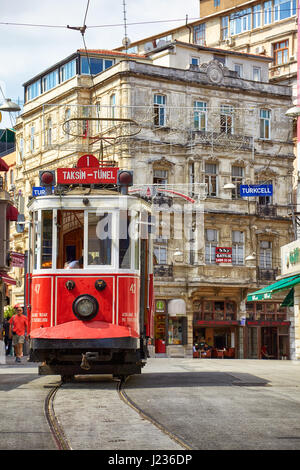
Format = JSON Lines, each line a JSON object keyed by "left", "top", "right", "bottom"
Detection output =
{"left": 13, "top": 43, "right": 296, "bottom": 359}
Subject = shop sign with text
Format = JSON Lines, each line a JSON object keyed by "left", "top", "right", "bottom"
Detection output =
{"left": 216, "top": 247, "right": 232, "bottom": 263}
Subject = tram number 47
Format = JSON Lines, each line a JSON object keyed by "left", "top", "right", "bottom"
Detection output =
{"left": 129, "top": 283, "right": 136, "bottom": 294}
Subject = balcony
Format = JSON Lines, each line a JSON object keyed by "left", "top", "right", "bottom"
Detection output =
{"left": 257, "top": 267, "right": 278, "bottom": 282}
{"left": 154, "top": 264, "right": 173, "bottom": 278}
{"left": 257, "top": 204, "right": 277, "bottom": 217}
{"left": 191, "top": 130, "right": 253, "bottom": 151}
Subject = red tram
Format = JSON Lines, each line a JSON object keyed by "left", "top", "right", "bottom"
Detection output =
{"left": 26, "top": 155, "right": 154, "bottom": 381}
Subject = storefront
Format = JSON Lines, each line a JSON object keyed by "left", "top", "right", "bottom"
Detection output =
{"left": 245, "top": 301, "right": 290, "bottom": 359}
{"left": 154, "top": 299, "right": 187, "bottom": 355}
{"left": 193, "top": 299, "right": 238, "bottom": 358}
{"left": 247, "top": 238, "right": 300, "bottom": 360}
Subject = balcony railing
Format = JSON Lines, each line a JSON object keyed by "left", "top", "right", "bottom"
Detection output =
{"left": 257, "top": 267, "right": 278, "bottom": 282}
{"left": 154, "top": 264, "right": 173, "bottom": 277}
{"left": 257, "top": 204, "right": 277, "bottom": 217}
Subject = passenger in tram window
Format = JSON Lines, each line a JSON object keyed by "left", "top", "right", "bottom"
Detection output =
{"left": 65, "top": 256, "right": 83, "bottom": 269}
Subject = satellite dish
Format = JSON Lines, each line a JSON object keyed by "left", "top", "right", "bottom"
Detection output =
{"left": 122, "top": 36, "right": 131, "bottom": 49}
{"left": 144, "top": 42, "right": 153, "bottom": 52}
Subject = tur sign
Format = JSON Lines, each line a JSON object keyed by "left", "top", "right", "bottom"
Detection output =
{"left": 240, "top": 184, "right": 273, "bottom": 197}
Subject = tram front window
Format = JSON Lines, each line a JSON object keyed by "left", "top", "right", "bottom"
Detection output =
{"left": 88, "top": 212, "right": 112, "bottom": 265}
{"left": 56, "top": 210, "right": 84, "bottom": 269}
{"left": 41, "top": 210, "right": 53, "bottom": 269}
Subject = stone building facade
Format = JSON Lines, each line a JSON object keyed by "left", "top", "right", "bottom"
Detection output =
{"left": 13, "top": 44, "right": 296, "bottom": 358}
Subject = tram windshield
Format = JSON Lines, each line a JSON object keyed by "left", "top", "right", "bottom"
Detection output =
{"left": 33, "top": 208, "right": 140, "bottom": 271}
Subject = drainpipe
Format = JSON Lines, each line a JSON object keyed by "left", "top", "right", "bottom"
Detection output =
{"left": 186, "top": 15, "right": 192, "bottom": 43}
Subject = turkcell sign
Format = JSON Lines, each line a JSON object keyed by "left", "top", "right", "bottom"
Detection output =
{"left": 57, "top": 167, "right": 118, "bottom": 185}
{"left": 240, "top": 184, "right": 273, "bottom": 197}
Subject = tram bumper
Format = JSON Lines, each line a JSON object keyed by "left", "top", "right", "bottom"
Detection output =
{"left": 29, "top": 320, "right": 142, "bottom": 375}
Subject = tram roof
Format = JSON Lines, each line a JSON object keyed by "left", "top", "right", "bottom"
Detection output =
{"left": 28, "top": 186, "right": 152, "bottom": 211}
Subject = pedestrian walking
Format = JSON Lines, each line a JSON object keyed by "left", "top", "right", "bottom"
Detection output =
{"left": 9, "top": 305, "right": 28, "bottom": 363}
{"left": 3, "top": 316, "right": 12, "bottom": 356}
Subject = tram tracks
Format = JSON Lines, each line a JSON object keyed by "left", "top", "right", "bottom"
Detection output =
{"left": 118, "top": 376, "right": 192, "bottom": 451}
{"left": 45, "top": 376, "right": 192, "bottom": 451}
{"left": 45, "top": 382, "right": 72, "bottom": 450}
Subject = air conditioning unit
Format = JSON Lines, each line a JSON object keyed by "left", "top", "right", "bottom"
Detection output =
{"left": 255, "top": 45, "right": 265, "bottom": 54}
{"left": 9, "top": 184, "right": 15, "bottom": 191}
{"left": 290, "top": 55, "right": 295, "bottom": 61}
{"left": 225, "top": 37, "right": 235, "bottom": 46}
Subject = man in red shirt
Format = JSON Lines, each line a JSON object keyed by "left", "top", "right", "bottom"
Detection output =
{"left": 9, "top": 305, "right": 28, "bottom": 363}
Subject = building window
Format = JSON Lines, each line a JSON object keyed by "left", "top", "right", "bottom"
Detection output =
{"left": 221, "top": 16, "right": 229, "bottom": 40}
{"left": 205, "top": 229, "right": 218, "bottom": 264}
{"left": 110, "top": 94, "right": 116, "bottom": 121}
{"left": 60, "top": 59, "right": 76, "bottom": 82}
{"left": 259, "top": 240, "right": 272, "bottom": 268}
{"left": 30, "top": 126, "right": 35, "bottom": 152}
{"left": 231, "top": 166, "right": 244, "bottom": 199}
{"left": 260, "top": 109, "right": 271, "bottom": 139}
{"left": 191, "top": 57, "right": 200, "bottom": 66}
{"left": 253, "top": 66, "right": 261, "bottom": 81}
{"left": 18, "top": 136, "right": 24, "bottom": 162}
{"left": 153, "top": 169, "right": 168, "bottom": 185}
{"left": 42, "top": 70, "right": 59, "bottom": 93}
{"left": 214, "top": 54, "right": 226, "bottom": 65}
{"left": 153, "top": 94, "right": 166, "bottom": 126}
{"left": 64, "top": 108, "right": 71, "bottom": 139}
{"left": 232, "top": 231, "right": 244, "bottom": 265}
{"left": 253, "top": 4, "right": 262, "bottom": 28}
{"left": 230, "top": 8, "right": 251, "bottom": 35}
{"left": 274, "top": 0, "right": 296, "bottom": 20}
{"left": 205, "top": 163, "right": 218, "bottom": 197}
{"left": 264, "top": 1, "right": 272, "bottom": 25}
{"left": 193, "top": 23, "right": 206, "bottom": 45}
{"left": 258, "top": 179, "right": 273, "bottom": 206}
{"left": 273, "top": 40, "right": 289, "bottom": 65}
{"left": 194, "top": 101, "right": 207, "bottom": 131}
{"left": 80, "top": 57, "right": 114, "bottom": 75}
{"left": 46, "top": 118, "right": 52, "bottom": 146}
{"left": 154, "top": 240, "right": 168, "bottom": 264}
{"left": 234, "top": 64, "right": 243, "bottom": 77}
{"left": 220, "top": 105, "right": 234, "bottom": 134}
{"left": 214, "top": 0, "right": 220, "bottom": 6}
{"left": 27, "top": 80, "right": 41, "bottom": 101}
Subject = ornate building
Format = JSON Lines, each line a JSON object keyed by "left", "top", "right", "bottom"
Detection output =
{"left": 13, "top": 43, "right": 296, "bottom": 358}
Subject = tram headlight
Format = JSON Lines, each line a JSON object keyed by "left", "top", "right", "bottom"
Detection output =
{"left": 72, "top": 295, "right": 99, "bottom": 321}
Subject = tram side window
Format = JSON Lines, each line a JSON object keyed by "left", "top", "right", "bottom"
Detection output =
{"left": 33, "top": 211, "right": 38, "bottom": 270}
{"left": 119, "top": 211, "right": 131, "bottom": 269}
{"left": 41, "top": 210, "right": 53, "bottom": 268}
{"left": 88, "top": 212, "right": 112, "bottom": 265}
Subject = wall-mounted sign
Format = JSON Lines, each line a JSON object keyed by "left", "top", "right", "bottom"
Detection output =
{"left": 10, "top": 252, "right": 25, "bottom": 268}
{"left": 281, "top": 239, "right": 300, "bottom": 277}
{"left": 216, "top": 247, "right": 232, "bottom": 263}
{"left": 32, "top": 186, "right": 55, "bottom": 196}
{"left": 156, "top": 300, "right": 165, "bottom": 312}
{"left": 240, "top": 184, "right": 273, "bottom": 197}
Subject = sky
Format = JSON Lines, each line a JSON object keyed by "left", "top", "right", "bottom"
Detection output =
{"left": 0, "top": 0, "right": 199, "bottom": 128}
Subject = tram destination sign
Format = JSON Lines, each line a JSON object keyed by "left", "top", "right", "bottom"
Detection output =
{"left": 57, "top": 167, "right": 119, "bottom": 185}
{"left": 240, "top": 184, "right": 273, "bottom": 197}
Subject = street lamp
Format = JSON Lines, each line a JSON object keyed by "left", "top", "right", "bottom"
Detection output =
{"left": 285, "top": 105, "right": 300, "bottom": 118}
{"left": 0, "top": 98, "right": 21, "bottom": 113}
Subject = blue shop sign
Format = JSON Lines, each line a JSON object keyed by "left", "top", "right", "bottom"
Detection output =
{"left": 240, "top": 184, "right": 273, "bottom": 197}
{"left": 32, "top": 186, "right": 54, "bottom": 196}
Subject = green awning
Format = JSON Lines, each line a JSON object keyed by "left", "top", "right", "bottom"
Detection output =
{"left": 247, "top": 274, "right": 300, "bottom": 302}
{"left": 281, "top": 288, "right": 294, "bottom": 307}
